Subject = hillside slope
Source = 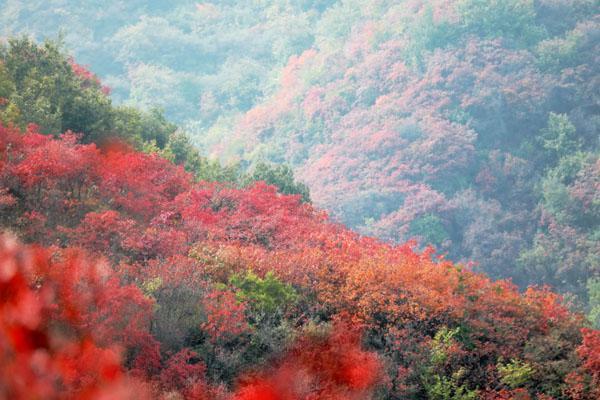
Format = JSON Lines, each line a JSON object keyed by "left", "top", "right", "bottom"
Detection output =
{"left": 1, "top": 114, "right": 599, "bottom": 400}
{"left": 0, "top": 0, "right": 600, "bottom": 304}
{"left": 228, "top": 0, "right": 600, "bottom": 302}
{"left": 1, "top": 41, "right": 599, "bottom": 399}
{"left": 2, "top": 1, "right": 597, "bottom": 303}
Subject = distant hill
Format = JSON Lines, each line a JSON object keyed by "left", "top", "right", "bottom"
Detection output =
{"left": 227, "top": 0, "right": 600, "bottom": 304}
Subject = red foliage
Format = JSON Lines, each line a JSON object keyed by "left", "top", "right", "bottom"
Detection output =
{"left": 159, "top": 349, "right": 206, "bottom": 393}
{"left": 68, "top": 58, "right": 111, "bottom": 95}
{"left": 69, "top": 210, "right": 139, "bottom": 259}
{"left": 0, "top": 234, "right": 151, "bottom": 399}
{"left": 0, "top": 186, "right": 15, "bottom": 208}
{"left": 0, "top": 124, "right": 596, "bottom": 398}
{"left": 201, "top": 289, "right": 250, "bottom": 343}
{"left": 97, "top": 149, "right": 192, "bottom": 220}
{"left": 11, "top": 130, "right": 99, "bottom": 190}
{"left": 482, "top": 388, "right": 532, "bottom": 400}
{"left": 578, "top": 328, "right": 600, "bottom": 380}
{"left": 233, "top": 321, "right": 382, "bottom": 400}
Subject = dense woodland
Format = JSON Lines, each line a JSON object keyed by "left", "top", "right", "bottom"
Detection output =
{"left": 2, "top": 0, "right": 598, "bottom": 305}
{"left": 0, "top": 1, "right": 599, "bottom": 399}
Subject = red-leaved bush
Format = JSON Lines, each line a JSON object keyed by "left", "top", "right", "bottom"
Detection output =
{"left": 0, "top": 234, "right": 152, "bottom": 399}
{"left": 233, "top": 321, "right": 382, "bottom": 400}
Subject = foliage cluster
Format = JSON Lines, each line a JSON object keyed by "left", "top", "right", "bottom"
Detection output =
{"left": 218, "top": 0, "right": 599, "bottom": 310}
{"left": 0, "top": 3, "right": 599, "bottom": 398}
{"left": 3, "top": 1, "right": 597, "bottom": 307}
{"left": 1, "top": 119, "right": 599, "bottom": 398}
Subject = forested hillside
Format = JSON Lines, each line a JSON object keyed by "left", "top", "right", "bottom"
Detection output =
{"left": 2, "top": 0, "right": 598, "bottom": 305}
{"left": 0, "top": 41, "right": 598, "bottom": 400}
{"left": 229, "top": 0, "right": 600, "bottom": 304}
{"left": 1, "top": 1, "right": 599, "bottom": 399}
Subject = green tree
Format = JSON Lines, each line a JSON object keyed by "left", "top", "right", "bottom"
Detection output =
{"left": 541, "top": 113, "right": 580, "bottom": 161}
{"left": 1, "top": 37, "right": 114, "bottom": 141}
{"left": 587, "top": 278, "right": 600, "bottom": 328}
{"left": 409, "top": 213, "right": 449, "bottom": 248}
{"left": 244, "top": 161, "right": 310, "bottom": 202}
{"left": 497, "top": 358, "right": 535, "bottom": 389}
{"left": 229, "top": 271, "right": 297, "bottom": 317}
{"left": 422, "top": 327, "right": 479, "bottom": 400}
{"left": 457, "top": 0, "right": 545, "bottom": 47}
